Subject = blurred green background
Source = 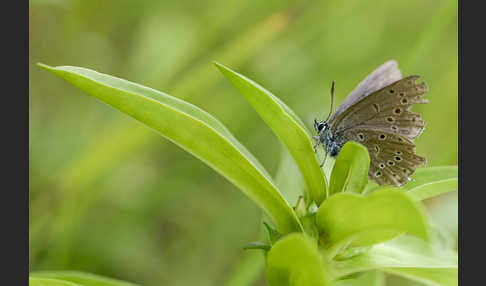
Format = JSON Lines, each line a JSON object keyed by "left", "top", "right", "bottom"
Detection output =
{"left": 29, "top": 0, "right": 457, "bottom": 285}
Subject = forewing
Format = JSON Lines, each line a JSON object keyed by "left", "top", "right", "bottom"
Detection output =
{"left": 330, "top": 75, "right": 428, "bottom": 139}
{"left": 329, "top": 60, "right": 402, "bottom": 122}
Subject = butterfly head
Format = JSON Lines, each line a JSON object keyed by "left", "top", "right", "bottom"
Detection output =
{"left": 314, "top": 119, "right": 329, "bottom": 135}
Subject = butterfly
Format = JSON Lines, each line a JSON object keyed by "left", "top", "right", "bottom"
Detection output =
{"left": 313, "top": 60, "right": 428, "bottom": 186}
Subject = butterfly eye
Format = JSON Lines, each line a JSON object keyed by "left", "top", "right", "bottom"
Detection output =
{"left": 314, "top": 120, "right": 326, "bottom": 132}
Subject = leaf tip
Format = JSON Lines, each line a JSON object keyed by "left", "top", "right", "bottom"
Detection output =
{"left": 213, "top": 61, "right": 231, "bottom": 74}
{"left": 36, "top": 62, "right": 53, "bottom": 71}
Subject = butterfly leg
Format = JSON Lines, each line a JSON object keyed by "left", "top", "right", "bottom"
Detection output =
{"left": 312, "top": 136, "right": 320, "bottom": 153}
{"left": 319, "top": 152, "right": 328, "bottom": 168}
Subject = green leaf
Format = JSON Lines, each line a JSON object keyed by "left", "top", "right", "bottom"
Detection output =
{"left": 329, "top": 142, "right": 370, "bottom": 196}
{"left": 331, "top": 235, "right": 457, "bottom": 286}
{"left": 362, "top": 181, "right": 381, "bottom": 195}
{"left": 275, "top": 144, "right": 306, "bottom": 206}
{"left": 30, "top": 271, "right": 138, "bottom": 286}
{"left": 427, "top": 223, "right": 458, "bottom": 260}
{"left": 335, "top": 271, "right": 385, "bottom": 286}
{"left": 334, "top": 246, "right": 372, "bottom": 261}
{"left": 215, "top": 62, "right": 327, "bottom": 204}
{"left": 265, "top": 233, "right": 331, "bottom": 286}
{"left": 401, "top": 166, "right": 458, "bottom": 201}
{"left": 264, "top": 221, "right": 283, "bottom": 244}
{"left": 38, "top": 63, "right": 302, "bottom": 234}
{"left": 293, "top": 196, "right": 308, "bottom": 218}
{"left": 29, "top": 277, "right": 82, "bottom": 286}
{"left": 316, "top": 189, "right": 429, "bottom": 255}
{"left": 385, "top": 268, "right": 457, "bottom": 286}
{"left": 300, "top": 213, "right": 319, "bottom": 241}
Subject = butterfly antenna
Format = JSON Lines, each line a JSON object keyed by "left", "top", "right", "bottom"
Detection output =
{"left": 324, "top": 80, "right": 335, "bottom": 121}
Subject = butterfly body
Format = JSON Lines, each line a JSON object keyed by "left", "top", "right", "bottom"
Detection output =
{"left": 315, "top": 122, "right": 345, "bottom": 157}
{"left": 314, "top": 60, "right": 428, "bottom": 187}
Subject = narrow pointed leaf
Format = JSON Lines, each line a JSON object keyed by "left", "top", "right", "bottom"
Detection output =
{"left": 215, "top": 62, "right": 327, "bottom": 204}
{"left": 39, "top": 63, "right": 302, "bottom": 234}
{"left": 401, "top": 166, "right": 458, "bottom": 201}
{"left": 266, "top": 233, "right": 332, "bottom": 286}
{"left": 329, "top": 142, "right": 370, "bottom": 196}
{"left": 244, "top": 241, "right": 271, "bottom": 251}
{"left": 264, "top": 221, "right": 283, "bottom": 244}
{"left": 316, "top": 189, "right": 429, "bottom": 254}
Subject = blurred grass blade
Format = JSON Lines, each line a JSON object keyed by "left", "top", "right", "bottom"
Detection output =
{"left": 329, "top": 142, "right": 370, "bottom": 196}
{"left": 171, "top": 9, "right": 295, "bottom": 98}
{"left": 331, "top": 235, "right": 457, "bottom": 286}
{"left": 38, "top": 63, "right": 303, "bottom": 234}
{"left": 29, "top": 278, "right": 82, "bottom": 286}
{"left": 405, "top": 0, "right": 458, "bottom": 70}
{"left": 223, "top": 251, "right": 265, "bottom": 286}
{"left": 316, "top": 189, "right": 429, "bottom": 257}
{"left": 215, "top": 62, "right": 327, "bottom": 204}
{"left": 30, "top": 271, "right": 138, "bottom": 286}
{"left": 401, "top": 166, "right": 458, "bottom": 201}
{"left": 265, "top": 233, "right": 332, "bottom": 286}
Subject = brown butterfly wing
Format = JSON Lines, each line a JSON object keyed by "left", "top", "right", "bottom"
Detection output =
{"left": 329, "top": 60, "right": 402, "bottom": 123}
{"left": 342, "top": 129, "right": 426, "bottom": 186}
{"left": 330, "top": 76, "right": 428, "bottom": 186}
